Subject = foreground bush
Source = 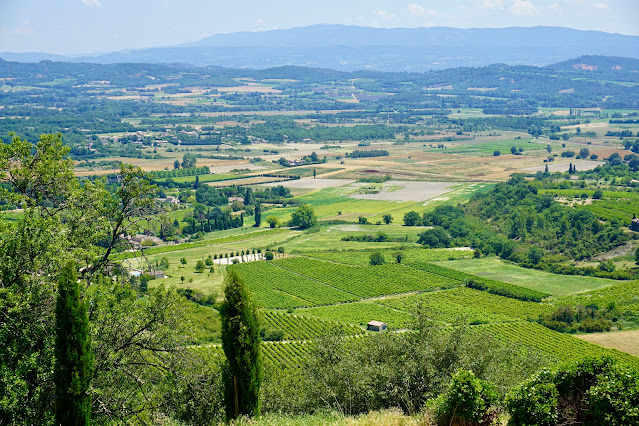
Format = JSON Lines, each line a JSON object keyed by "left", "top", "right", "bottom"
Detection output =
{"left": 506, "top": 356, "right": 639, "bottom": 426}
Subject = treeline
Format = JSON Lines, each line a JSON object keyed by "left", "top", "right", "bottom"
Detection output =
{"left": 349, "top": 149, "right": 390, "bottom": 158}
{"left": 149, "top": 166, "right": 210, "bottom": 179}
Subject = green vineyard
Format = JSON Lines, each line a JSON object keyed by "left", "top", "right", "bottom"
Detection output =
{"left": 297, "top": 301, "right": 415, "bottom": 329}
{"left": 274, "top": 257, "right": 460, "bottom": 298}
{"left": 260, "top": 311, "right": 364, "bottom": 340}
{"left": 229, "top": 261, "right": 359, "bottom": 309}
{"left": 476, "top": 321, "right": 639, "bottom": 368}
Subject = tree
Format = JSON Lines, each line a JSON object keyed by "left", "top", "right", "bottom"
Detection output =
{"left": 403, "top": 211, "right": 421, "bottom": 226}
{"left": 493, "top": 150, "right": 500, "bottom": 156}
{"left": 383, "top": 214, "right": 393, "bottom": 225}
{"left": 0, "top": 134, "right": 171, "bottom": 423}
{"left": 181, "top": 153, "right": 197, "bottom": 169}
{"left": 174, "top": 160, "right": 180, "bottom": 170}
{"left": 511, "top": 146, "right": 518, "bottom": 155}
{"left": 219, "top": 270, "right": 262, "bottom": 418}
{"left": 310, "top": 151, "right": 318, "bottom": 162}
{"left": 195, "top": 260, "right": 205, "bottom": 273}
{"left": 417, "top": 227, "right": 451, "bottom": 248}
{"left": 264, "top": 251, "right": 274, "bottom": 261}
{"left": 55, "top": 261, "right": 93, "bottom": 426}
{"left": 266, "top": 216, "right": 279, "bottom": 228}
{"left": 254, "top": 202, "right": 262, "bottom": 227}
{"left": 290, "top": 205, "right": 317, "bottom": 229}
{"left": 313, "top": 168, "right": 317, "bottom": 179}
{"left": 369, "top": 252, "right": 385, "bottom": 265}
{"left": 180, "top": 257, "right": 187, "bottom": 267}
{"left": 580, "top": 147, "right": 590, "bottom": 159}
{"left": 528, "top": 247, "right": 544, "bottom": 265}
{"left": 277, "top": 247, "right": 285, "bottom": 257}
{"left": 159, "top": 257, "right": 170, "bottom": 270}
{"left": 394, "top": 251, "right": 404, "bottom": 264}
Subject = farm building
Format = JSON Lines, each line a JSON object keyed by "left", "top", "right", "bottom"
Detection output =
{"left": 631, "top": 216, "right": 639, "bottom": 232}
{"left": 228, "top": 196, "right": 244, "bottom": 204}
{"left": 367, "top": 321, "right": 387, "bottom": 332}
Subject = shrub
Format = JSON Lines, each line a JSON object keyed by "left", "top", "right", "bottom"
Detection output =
{"left": 369, "top": 252, "right": 385, "bottom": 265}
{"left": 264, "top": 251, "right": 274, "bottom": 261}
{"left": 433, "top": 370, "right": 499, "bottom": 426}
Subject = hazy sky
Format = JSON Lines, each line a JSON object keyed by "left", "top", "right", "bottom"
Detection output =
{"left": 1, "top": 0, "right": 637, "bottom": 54}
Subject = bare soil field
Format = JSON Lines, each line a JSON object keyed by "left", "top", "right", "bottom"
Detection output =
{"left": 216, "top": 85, "right": 282, "bottom": 94}
{"left": 349, "top": 181, "right": 456, "bottom": 202}
{"left": 576, "top": 329, "right": 639, "bottom": 357}
{"left": 263, "top": 178, "right": 355, "bottom": 190}
{"left": 525, "top": 160, "right": 604, "bottom": 173}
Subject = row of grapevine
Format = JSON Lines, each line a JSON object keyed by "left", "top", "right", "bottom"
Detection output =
{"left": 262, "top": 341, "right": 310, "bottom": 368}
{"left": 260, "top": 311, "right": 363, "bottom": 340}
{"left": 554, "top": 280, "right": 639, "bottom": 317}
{"left": 275, "top": 257, "right": 460, "bottom": 298}
{"left": 424, "top": 287, "right": 551, "bottom": 320}
{"left": 297, "top": 302, "right": 414, "bottom": 329}
{"left": 229, "top": 261, "right": 359, "bottom": 309}
{"left": 377, "top": 291, "right": 517, "bottom": 326}
{"left": 476, "top": 321, "right": 639, "bottom": 368}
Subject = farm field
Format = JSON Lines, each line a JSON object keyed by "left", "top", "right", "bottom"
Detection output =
{"left": 434, "top": 257, "right": 617, "bottom": 296}
{"left": 576, "top": 329, "right": 639, "bottom": 357}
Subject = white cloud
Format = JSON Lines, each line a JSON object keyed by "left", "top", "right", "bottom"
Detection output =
{"left": 373, "top": 10, "right": 396, "bottom": 19}
{"left": 81, "top": 0, "right": 102, "bottom": 8}
{"left": 408, "top": 4, "right": 437, "bottom": 16}
{"left": 509, "top": 0, "right": 538, "bottom": 15}
{"left": 594, "top": 2, "right": 609, "bottom": 9}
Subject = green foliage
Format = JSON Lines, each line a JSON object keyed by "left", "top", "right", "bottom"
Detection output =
{"left": 369, "top": 251, "right": 385, "bottom": 265}
{"left": 506, "top": 356, "right": 639, "bottom": 426}
{"left": 403, "top": 210, "right": 422, "bottom": 226}
{"left": 219, "top": 270, "right": 262, "bottom": 418}
{"left": 55, "top": 261, "right": 92, "bottom": 426}
{"left": 195, "top": 259, "right": 205, "bottom": 273}
{"left": 417, "top": 227, "right": 451, "bottom": 248}
{"left": 383, "top": 214, "right": 393, "bottom": 224}
{"left": 254, "top": 202, "right": 262, "bottom": 227}
{"left": 432, "top": 370, "right": 499, "bottom": 426}
{"left": 264, "top": 251, "right": 275, "bottom": 261}
{"left": 266, "top": 215, "right": 279, "bottom": 228}
{"left": 290, "top": 204, "right": 317, "bottom": 229}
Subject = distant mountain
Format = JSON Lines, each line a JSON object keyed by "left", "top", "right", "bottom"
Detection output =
{"left": 2, "top": 25, "right": 638, "bottom": 72}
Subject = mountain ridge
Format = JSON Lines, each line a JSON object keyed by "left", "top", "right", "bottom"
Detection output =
{"left": 2, "top": 25, "right": 638, "bottom": 72}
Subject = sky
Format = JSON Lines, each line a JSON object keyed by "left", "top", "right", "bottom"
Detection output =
{"left": 0, "top": 0, "right": 637, "bottom": 55}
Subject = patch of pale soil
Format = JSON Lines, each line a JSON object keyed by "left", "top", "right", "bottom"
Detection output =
{"left": 524, "top": 160, "right": 604, "bottom": 173}
{"left": 263, "top": 178, "right": 355, "bottom": 189}
{"left": 592, "top": 241, "right": 636, "bottom": 261}
{"left": 576, "top": 329, "right": 639, "bottom": 357}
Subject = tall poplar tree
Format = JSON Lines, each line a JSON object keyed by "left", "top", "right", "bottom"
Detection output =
{"left": 54, "top": 261, "right": 93, "bottom": 425}
{"left": 254, "top": 202, "right": 262, "bottom": 227}
{"left": 219, "top": 270, "right": 262, "bottom": 418}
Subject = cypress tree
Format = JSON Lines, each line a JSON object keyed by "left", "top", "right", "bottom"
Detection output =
{"left": 54, "top": 261, "right": 93, "bottom": 425}
{"left": 254, "top": 202, "right": 262, "bottom": 227}
{"left": 219, "top": 270, "right": 262, "bottom": 418}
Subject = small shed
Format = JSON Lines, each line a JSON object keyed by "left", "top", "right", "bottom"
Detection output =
{"left": 631, "top": 216, "right": 639, "bottom": 232}
{"left": 367, "top": 321, "right": 388, "bottom": 332}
